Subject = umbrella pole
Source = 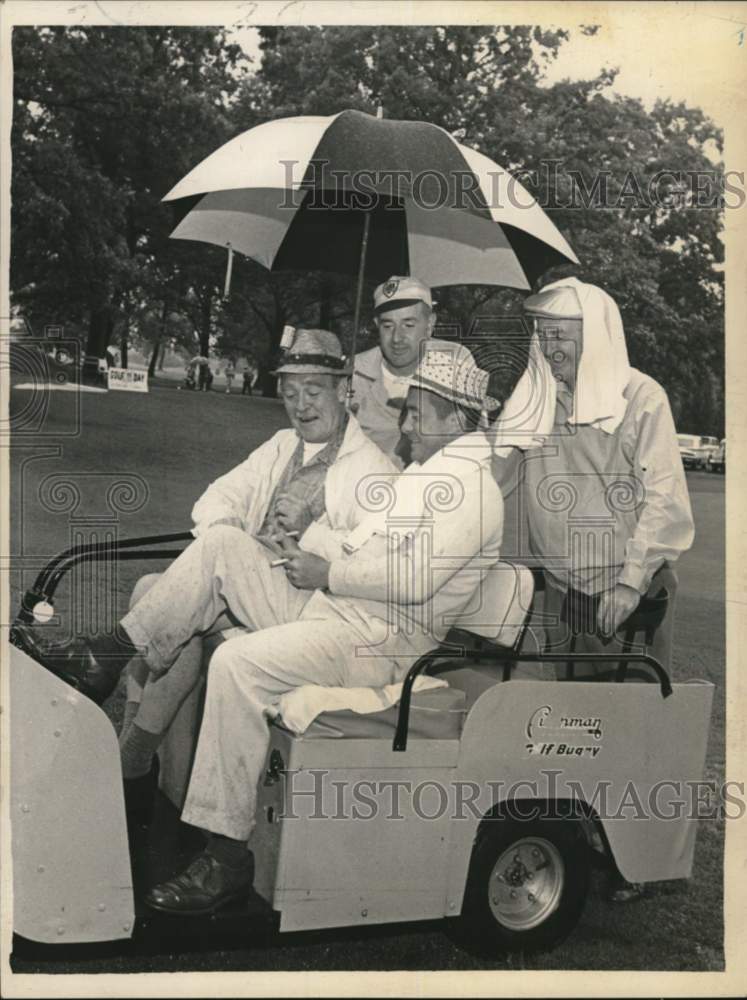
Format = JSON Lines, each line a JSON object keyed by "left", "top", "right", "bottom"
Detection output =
{"left": 223, "top": 243, "right": 234, "bottom": 299}
{"left": 347, "top": 209, "right": 371, "bottom": 401}
{"left": 347, "top": 105, "right": 382, "bottom": 403}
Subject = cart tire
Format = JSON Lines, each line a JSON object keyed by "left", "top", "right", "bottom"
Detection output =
{"left": 458, "top": 817, "right": 590, "bottom": 954}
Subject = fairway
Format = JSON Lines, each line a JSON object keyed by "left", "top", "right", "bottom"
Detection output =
{"left": 8, "top": 381, "right": 726, "bottom": 972}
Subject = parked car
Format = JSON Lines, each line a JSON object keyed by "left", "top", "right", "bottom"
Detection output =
{"left": 707, "top": 438, "right": 726, "bottom": 474}
{"left": 677, "top": 434, "right": 720, "bottom": 470}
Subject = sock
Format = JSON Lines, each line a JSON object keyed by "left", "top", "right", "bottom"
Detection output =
{"left": 119, "top": 722, "right": 161, "bottom": 780}
{"left": 88, "top": 627, "right": 139, "bottom": 674}
{"left": 207, "top": 833, "right": 251, "bottom": 869}
{"left": 119, "top": 699, "right": 141, "bottom": 745}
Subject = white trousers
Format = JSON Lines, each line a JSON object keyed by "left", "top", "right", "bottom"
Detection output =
{"left": 122, "top": 525, "right": 401, "bottom": 840}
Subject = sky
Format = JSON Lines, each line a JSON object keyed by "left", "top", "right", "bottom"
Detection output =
{"left": 229, "top": 5, "right": 746, "bottom": 129}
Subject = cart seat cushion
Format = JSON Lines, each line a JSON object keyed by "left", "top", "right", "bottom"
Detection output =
{"left": 448, "top": 562, "right": 534, "bottom": 646}
{"left": 292, "top": 686, "right": 468, "bottom": 741}
{"left": 271, "top": 675, "right": 450, "bottom": 735}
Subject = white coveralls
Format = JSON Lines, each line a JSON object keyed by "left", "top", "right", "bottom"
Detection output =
{"left": 122, "top": 415, "right": 395, "bottom": 733}
{"left": 520, "top": 277, "right": 695, "bottom": 676}
{"left": 127, "top": 433, "right": 504, "bottom": 841}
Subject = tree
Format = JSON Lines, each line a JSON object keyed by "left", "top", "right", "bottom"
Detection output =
{"left": 11, "top": 26, "right": 246, "bottom": 379}
{"left": 12, "top": 24, "right": 724, "bottom": 431}
{"left": 233, "top": 25, "right": 724, "bottom": 432}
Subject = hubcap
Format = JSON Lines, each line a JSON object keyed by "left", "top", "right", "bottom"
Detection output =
{"left": 488, "top": 837, "right": 564, "bottom": 931}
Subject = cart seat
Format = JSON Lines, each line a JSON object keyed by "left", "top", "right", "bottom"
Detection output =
{"left": 158, "top": 562, "right": 537, "bottom": 805}
{"left": 285, "top": 685, "right": 468, "bottom": 741}
{"left": 271, "top": 562, "right": 537, "bottom": 740}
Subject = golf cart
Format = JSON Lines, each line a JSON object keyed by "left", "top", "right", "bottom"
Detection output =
{"left": 8, "top": 532, "right": 714, "bottom": 956}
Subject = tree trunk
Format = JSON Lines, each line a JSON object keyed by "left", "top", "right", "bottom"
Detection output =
{"left": 158, "top": 342, "right": 166, "bottom": 370}
{"left": 147, "top": 339, "right": 160, "bottom": 379}
{"left": 200, "top": 294, "right": 211, "bottom": 356}
{"left": 83, "top": 305, "right": 110, "bottom": 384}
{"left": 120, "top": 329, "right": 128, "bottom": 369}
{"left": 318, "top": 277, "right": 333, "bottom": 330}
{"left": 148, "top": 301, "right": 169, "bottom": 378}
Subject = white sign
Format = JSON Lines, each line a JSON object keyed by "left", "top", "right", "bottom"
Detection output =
{"left": 107, "top": 367, "right": 148, "bottom": 392}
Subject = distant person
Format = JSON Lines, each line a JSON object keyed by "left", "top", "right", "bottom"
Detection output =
{"left": 224, "top": 361, "right": 236, "bottom": 394}
{"left": 352, "top": 275, "right": 474, "bottom": 467}
{"left": 242, "top": 364, "right": 258, "bottom": 396}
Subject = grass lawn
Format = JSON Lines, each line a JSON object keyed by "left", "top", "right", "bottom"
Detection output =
{"left": 7, "top": 379, "right": 726, "bottom": 973}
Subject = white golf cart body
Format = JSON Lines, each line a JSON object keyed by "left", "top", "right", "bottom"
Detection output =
{"left": 9, "top": 561, "right": 714, "bottom": 947}
{"left": 249, "top": 678, "right": 712, "bottom": 934}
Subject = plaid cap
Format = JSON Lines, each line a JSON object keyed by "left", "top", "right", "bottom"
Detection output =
{"left": 408, "top": 345, "right": 501, "bottom": 412}
{"left": 373, "top": 275, "right": 432, "bottom": 316}
{"left": 273, "top": 328, "right": 351, "bottom": 376}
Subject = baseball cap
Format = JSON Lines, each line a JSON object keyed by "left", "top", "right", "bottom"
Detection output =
{"left": 373, "top": 275, "right": 432, "bottom": 316}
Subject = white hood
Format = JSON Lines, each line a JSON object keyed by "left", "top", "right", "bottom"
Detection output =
{"left": 542, "top": 276, "right": 631, "bottom": 434}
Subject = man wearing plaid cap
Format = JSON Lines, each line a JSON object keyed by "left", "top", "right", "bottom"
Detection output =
{"left": 144, "top": 347, "right": 519, "bottom": 915}
{"left": 19, "top": 329, "right": 396, "bottom": 820}
{"left": 352, "top": 275, "right": 473, "bottom": 466}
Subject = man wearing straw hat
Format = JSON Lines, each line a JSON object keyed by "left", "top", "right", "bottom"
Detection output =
{"left": 19, "top": 329, "right": 395, "bottom": 818}
{"left": 352, "top": 274, "right": 473, "bottom": 466}
{"left": 143, "top": 346, "right": 510, "bottom": 914}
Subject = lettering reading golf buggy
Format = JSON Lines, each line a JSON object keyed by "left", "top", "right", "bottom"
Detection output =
{"left": 8, "top": 534, "right": 713, "bottom": 956}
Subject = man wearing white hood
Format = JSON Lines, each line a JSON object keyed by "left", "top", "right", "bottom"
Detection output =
{"left": 520, "top": 278, "right": 694, "bottom": 684}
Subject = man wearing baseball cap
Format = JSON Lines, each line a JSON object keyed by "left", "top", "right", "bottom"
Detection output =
{"left": 352, "top": 275, "right": 472, "bottom": 466}
{"left": 141, "top": 347, "right": 522, "bottom": 915}
{"left": 17, "top": 328, "right": 396, "bottom": 821}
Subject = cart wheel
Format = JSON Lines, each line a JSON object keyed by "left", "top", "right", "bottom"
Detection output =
{"left": 458, "top": 817, "right": 590, "bottom": 954}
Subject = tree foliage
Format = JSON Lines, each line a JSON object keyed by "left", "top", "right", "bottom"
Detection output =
{"left": 10, "top": 24, "right": 724, "bottom": 429}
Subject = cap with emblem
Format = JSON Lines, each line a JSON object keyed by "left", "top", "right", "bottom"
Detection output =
{"left": 273, "top": 328, "right": 351, "bottom": 375}
{"left": 522, "top": 284, "right": 583, "bottom": 320}
{"left": 373, "top": 275, "right": 433, "bottom": 316}
{"left": 408, "top": 345, "right": 501, "bottom": 412}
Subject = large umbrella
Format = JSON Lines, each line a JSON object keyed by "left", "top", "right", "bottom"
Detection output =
{"left": 163, "top": 109, "right": 578, "bottom": 356}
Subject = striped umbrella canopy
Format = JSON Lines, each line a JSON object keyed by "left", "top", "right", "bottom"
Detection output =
{"left": 164, "top": 109, "right": 578, "bottom": 358}
{"left": 165, "top": 109, "right": 576, "bottom": 285}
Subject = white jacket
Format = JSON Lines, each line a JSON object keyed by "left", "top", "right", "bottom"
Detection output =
{"left": 190, "top": 415, "right": 397, "bottom": 561}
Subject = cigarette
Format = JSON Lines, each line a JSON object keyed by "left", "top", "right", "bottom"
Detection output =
{"left": 286, "top": 530, "right": 300, "bottom": 538}
{"left": 271, "top": 557, "right": 290, "bottom": 568}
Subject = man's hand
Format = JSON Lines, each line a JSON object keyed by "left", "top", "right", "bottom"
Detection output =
{"left": 273, "top": 532, "right": 331, "bottom": 591}
{"left": 274, "top": 493, "right": 312, "bottom": 535}
{"left": 597, "top": 584, "right": 641, "bottom": 637}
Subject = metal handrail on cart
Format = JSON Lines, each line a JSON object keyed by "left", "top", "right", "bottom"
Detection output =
{"left": 13, "top": 531, "right": 194, "bottom": 628}
{"left": 392, "top": 643, "right": 672, "bottom": 753}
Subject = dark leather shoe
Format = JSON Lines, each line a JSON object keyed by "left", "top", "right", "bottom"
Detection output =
{"left": 10, "top": 623, "right": 122, "bottom": 705}
{"left": 145, "top": 851, "right": 254, "bottom": 915}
